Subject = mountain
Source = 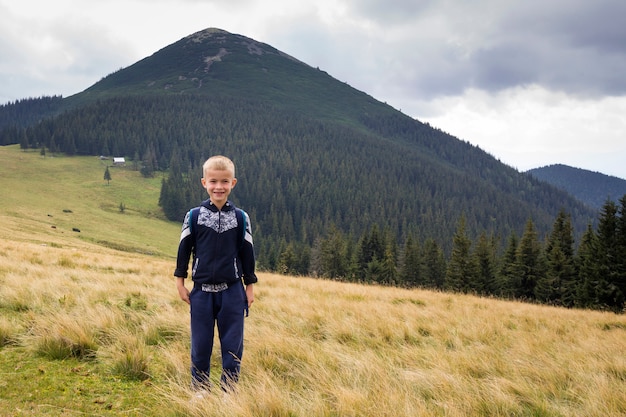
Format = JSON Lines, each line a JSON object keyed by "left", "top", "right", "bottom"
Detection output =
{"left": 527, "top": 164, "right": 626, "bottom": 210}
{"left": 70, "top": 28, "right": 395, "bottom": 124}
{"left": 0, "top": 28, "right": 598, "bottom": 265}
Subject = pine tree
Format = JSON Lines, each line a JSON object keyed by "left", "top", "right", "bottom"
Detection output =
{"left": 499, "top": 232, "right": 519, "bottom": 298}
{"left": 19, "top": 129, "right": 29, "bottom": 151}
{"left": 103, "top": 166, "right": 112, "bottom": 185}
{"left": 515, "top": 218, "right": 544, "bottom": 300}
{"left": 380, "top": 242, "right": 398, "bottom": 285}
{"left": 365, "top": 258, "right": 383, "bottom": 284}
{"left": 356, "top": 225, "right": 385, "bottom": 279}
{"left": 319, "top": 224, "right": 349, "bottom": 279}
{"left": 49, "top": 136, "right": 58, "bottom": 154}
{"left": 576, "top": 224, "right": 599, "bottom": 308}
{"left": 473, "top": 232, "right": 498, "bottom": 296}
{"left": 421, "top": 238, "right": 446, "bottom": 289}
{"left": 399, "top": 235, "right": 422, "bottom": 287}
{"left": 616, "top": 195, "right": 626, "bottom": 310}
{"left": 445, "top": 216, "right": 477, "bottom": 293}
{"left": 277, "top": 243, "right": 297, "bottom": 275}
{"left": 158, "top": 169, "right": 188, "bottom": 221}
{"left": 292, "top": 242, "right": 312, "bottom": 276}
{"left": 140, "top": 144, "right": 157, "bottom": 178}
{"left": 596, "top": 199, "right": 624, "bottom": 311}
{"left": 536, "top": 209, "right": 576, "bottom": 306}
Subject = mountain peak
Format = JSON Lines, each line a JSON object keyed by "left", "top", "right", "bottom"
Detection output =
{"left": 186, "top": 27, "right": 230, "bottom": 40}
{"left": 184, "top": 27, "right": 306, "bottom": 65}
{"left": 78, "top": 27, "right": 309, "bottom": 98}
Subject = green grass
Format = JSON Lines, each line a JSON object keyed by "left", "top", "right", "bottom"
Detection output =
{"left": 0, "top": 145, "right": 180, "bottom": 258}
{"left": 0, "top": 348, "right": 153, "bottom": 416}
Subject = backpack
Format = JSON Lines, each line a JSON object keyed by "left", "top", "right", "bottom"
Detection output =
{"left": 187, "top": 206, "right": 247, "bottom": 251}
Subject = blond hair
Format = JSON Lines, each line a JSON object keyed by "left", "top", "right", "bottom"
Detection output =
{"left": 202, "top": 155, "right": 235, "bottom": 177}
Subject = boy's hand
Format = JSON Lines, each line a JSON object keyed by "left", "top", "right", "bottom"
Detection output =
{"left": 176, "top": 278, "right": 190, "bottom": 304}
{"left": 246, "top": 284, "right": 254, "bottom": 307}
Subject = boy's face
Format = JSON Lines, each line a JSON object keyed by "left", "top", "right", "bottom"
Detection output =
{"left": 201, "top": 168, "right": 237, "bottom": 209}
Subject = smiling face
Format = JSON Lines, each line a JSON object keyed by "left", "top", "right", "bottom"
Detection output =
{"left": 201, "top": 168, "right": 237, "bottom": 209}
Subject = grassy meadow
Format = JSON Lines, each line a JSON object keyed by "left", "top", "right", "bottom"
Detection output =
{"left": 1, "top": 145, "right": 626, "bottom": 416}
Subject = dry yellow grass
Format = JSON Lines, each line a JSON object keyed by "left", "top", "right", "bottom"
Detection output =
{"left": 1, "top": 214, "right": 625, "bottom": 416}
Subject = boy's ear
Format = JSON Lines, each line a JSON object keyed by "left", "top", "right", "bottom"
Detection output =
{"left": 232, "top": 178, "right": 238, "bottom": 187}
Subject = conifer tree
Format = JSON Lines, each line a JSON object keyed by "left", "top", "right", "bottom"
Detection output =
{"left": 498, "top": 232, "right": 519, "bottom": 298}
{"left": 445, "top": 216, "right": 477, "bottom": 293}
{"left": 104, "top": 166, "right": 112, "bottom": 185}
{"left": 576, "top": 224, "right": 599, "bottom": 308}
{"left": 319, "top": 224, "right": 349, "bottom": 279}
{"left": 292, "top": 242, "right": 312, "bottom": 276}
{"left": 19, "top": 129, "right": 29, "bottom": 151}
{"left": 277, "top": 243, "right": 297, "bottom": 275}
{"left": 616, "top": 195, "right": 626, "bottom": 310}
{"left": 49, "top": 136, "right": 58, "bottom": 154}
{"left": 515, "top": 218, "right": 544, "bottom": 300}
{"left": 595, "top": 199, "right": 624, "bottom": 311}
{"left": 356, "top": 224, "right": 385, "bottom": 278}
{"left": 399, "top": 235, "right": 422, "bottom": 287}
{"left": 158, "top": 161, "right": 192, "bottom": 221}
{"left": 133, "top": 151, "right": 141, "bottom": 171}
{"left": 473, "top": 232, "right": 498, "bottom": 295}
{"left": 380, "top": 242, "right": 398, "bottom": 285}
{"left": 365, "top": 258, "right": 383, "bottom": 284}
{"left": 421, "top": 238, "right": 446, "bottom": 289}
{"left": 536, "top": 209, "right": 576, "bottom": 306}
{"left": 140, "top": 144, "right": 157, "bottom": 177}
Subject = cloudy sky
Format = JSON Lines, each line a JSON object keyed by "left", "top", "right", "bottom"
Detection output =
{"left": 2, "top": 0, "right": 625, "bottom": 179}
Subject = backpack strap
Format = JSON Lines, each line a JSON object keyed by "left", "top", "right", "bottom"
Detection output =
{"left": 235, "top": 208, "right": 247, "bottom": 251}
{"left": 187, "top": 207, "right": 199, "bottom": 252}
{"left": 188, "top": 207, "right": 198, "bottom": 236}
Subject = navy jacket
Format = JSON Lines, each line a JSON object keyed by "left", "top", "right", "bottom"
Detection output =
{"left": 174, "top": 199, "right": 258, "bottom": 286}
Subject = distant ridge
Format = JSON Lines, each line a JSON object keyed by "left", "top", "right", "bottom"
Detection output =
{"left": 527, "top": 164, "right": 626, "bottom": 210}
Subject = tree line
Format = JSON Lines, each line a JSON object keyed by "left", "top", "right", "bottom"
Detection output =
{"left": 273, "top": 198, "right": 626, "bottom": 313}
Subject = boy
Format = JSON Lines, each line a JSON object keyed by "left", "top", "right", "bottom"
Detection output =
{"left": 174, "top": 155, "right": 257, "bottom": 392}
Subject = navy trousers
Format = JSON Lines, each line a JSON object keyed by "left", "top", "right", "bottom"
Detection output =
{"left": 189, "top": 281, "right": 247, "bottom": 389}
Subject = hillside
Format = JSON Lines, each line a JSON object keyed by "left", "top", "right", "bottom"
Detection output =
{"left": 0, "top": 145, "right": 180, "bottom": 258}
{"left": 1, "top": 178, "right": 625, "bottom": 415}
{"left": 0, "top": 28, "right": 598, "bottom": 265}
{"left": 528, "top": 164, "right": 626, "bottom": 210}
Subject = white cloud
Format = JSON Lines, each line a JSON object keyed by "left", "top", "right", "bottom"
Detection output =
{"left": 417, "top": 85, "right": 626, "bottom": 177}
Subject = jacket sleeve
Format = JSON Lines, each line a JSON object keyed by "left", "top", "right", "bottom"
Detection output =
{"left": 239, "top": 210, "right": 258, "bottom": 285}
{"left": 174, "top": 211, "right": 194, "bottom": 278}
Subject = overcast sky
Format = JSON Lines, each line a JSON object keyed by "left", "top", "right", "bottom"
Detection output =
{"left": 2, "top": 0, "right": 625, "bottom": 179}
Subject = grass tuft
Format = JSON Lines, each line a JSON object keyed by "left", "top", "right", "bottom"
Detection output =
{"left": 29, "top": 316, "right": 99, "bottom": 360}
{"left": 0, "top": 317, "right": 20, "bottom": 347}
{"left": 105, "top": 333, "right": 152, "bottom": 381}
